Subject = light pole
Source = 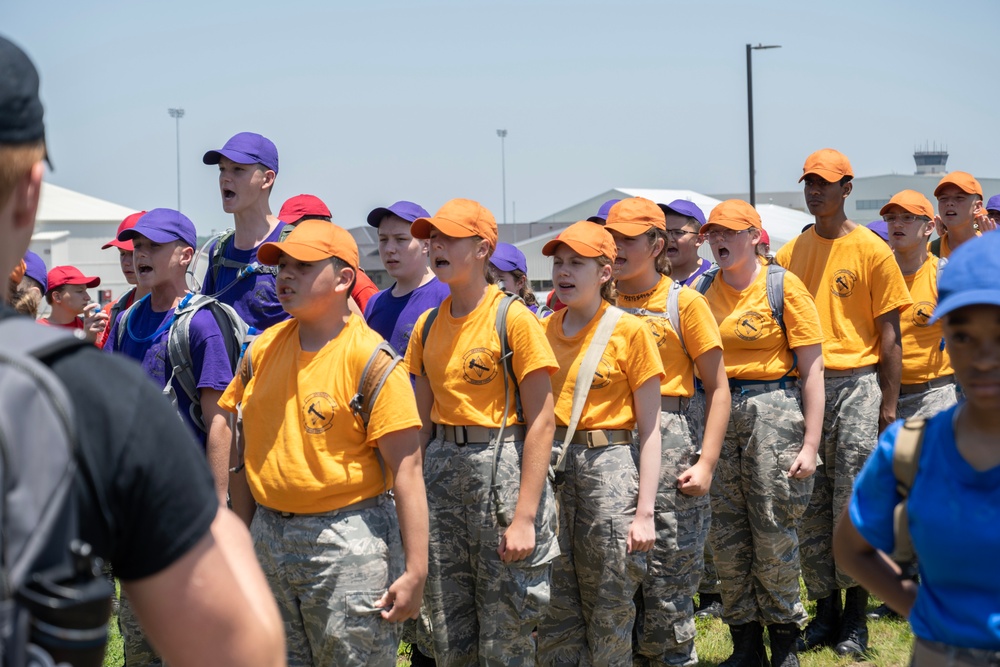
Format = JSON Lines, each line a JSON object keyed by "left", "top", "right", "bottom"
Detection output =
{"left": 496, "top": 129, "right": 508, "bottom": 228}
{"left": 746, "top": 44, "right": 780, "bottom": 207}
{"left": 168, "top": 108, "right": 185, "bottom": 212}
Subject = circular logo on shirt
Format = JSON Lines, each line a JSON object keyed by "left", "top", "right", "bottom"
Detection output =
{"left": 303, "top": 392, "right": 338, "bottom": 434}
{"left": 401, "top": 324, "right": 414, "bottom": 344}
{"left": 831, "top": 269, "right": 858, "bottom": 298}
{"left": 462, "top": 348, "right": 499, "bottom": 385}
{"left": 911, "top": 301, "right": 935, "bottom": 328}
{"left": 644, "top": 318, "right": 668, "bottom": 348}
{"left": 734, "top": 311, "right": 766, "bottom": 341}
{"left": 591, "top": 356, "right": 613, "bottom": 389}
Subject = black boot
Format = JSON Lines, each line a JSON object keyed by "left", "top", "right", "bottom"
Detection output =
{"left": 721, "top": 622, "right": 769, "bottom": 667}
{"left": 409, "top": 645, "right": 437, "bottom": 667}
{"left": 768, "top": 623, "right": 801, "bottom": 667}
{"left": 797, "top": 591, "right": 842, "bottom": 651}
{"left": 835, "top": 586, "right": 869, "bottom": 658}
{"left": 695, "top": 592, "right": 724, "bottom": 619}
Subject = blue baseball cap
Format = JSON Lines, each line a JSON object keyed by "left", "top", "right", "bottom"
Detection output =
{"left": 587, "top": 199, "right": 622, "bottom": 223}
{"left": 202, "top": 132, "right": 279, "bottom": 173}
{"left": 986, "top": 194, "right": 1000, "bottom": 213}
{"left": 659, "top": 199, "right": 707, "bottom": 226}
{"left": 22, "top": 250, "right": 47, "bottom": 291}
{"left": 866, "top": 220, "right": 889, "bottom": 242}
{"left": 930, "top": 232, "right": 1000, "bottom": 323}
{"left": 120, "top": 208, "right": 198, "bottom": 249}
{"left": 366, "top": 201, "right": 430, "bottom": 228}
{"left": 490, "top": 243, "right": 528, "bottom": 274}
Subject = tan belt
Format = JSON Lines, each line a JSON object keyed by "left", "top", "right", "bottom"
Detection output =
{"left": 260, "top": 493, "right": 384, "bottom": 519}
{"left": 554, "top": 426, "right": 632, "bottom": 448}
{"left": 900, "top": 374, "right": 955, "bottom": 395}
{"left": 433, "top": 423, "right": 525, "bottom": 446}
{"left": 660, "top": 395, "right": 690, "bottom": 412}
{"left": 825, "top": 364, "right": 877, "bottom": 378}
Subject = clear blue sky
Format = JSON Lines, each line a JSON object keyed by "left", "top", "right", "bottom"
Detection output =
{"left": 6, "top": 0, "right": 999, "bottom": 234}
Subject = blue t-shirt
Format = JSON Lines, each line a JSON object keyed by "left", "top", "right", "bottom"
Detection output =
{"left": 364, "top": 278, "right": 450, "bottom": 355}
{"left": 105, "top": 295, "right": 236, "bottom": 446}
{"left": 200, "top": 224, "right": 289, "bottom": 331}
{"left": 850, "top": 404, "right": 1000, "bottom": 649}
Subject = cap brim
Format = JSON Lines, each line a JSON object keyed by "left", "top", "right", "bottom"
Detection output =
{"left": 799, "top": 169, "right": 845, "bottom": 183}
{"left": 542, "top": 238, "right": 605, "bottom": 258}
{"left": 102, "top": 238, "right": 133, "bottom": 251}
{"left": 410, "top": 216, "right": 478, "bottom": 241}
{"left": 203, "top": 148, "right": 260, "bottom": 166}
{"left": 604, "top": 220, "right": 653, "bottom": 237}
{"left": 366, "top": 207, "right": 393, "bottom": 227}
{"left": 120, "top": 227, "right": 195, "bottom": 248}
{"left": 257, "top": 240, "right": 335, "bottom": 266}
{"left": 58, "top": 276, "right": 101, "bottom": 288}
{"left": 929, "top": 290, "right": 1000, "bottom": 324}
{"left": 586, "top": 216, "right": 606, "bottom": 224}
{"left": 705, "top": 219, "right": 756, "bottom": 231}
{"left": 490, "top": 257, "right": 520, "bottom": 272}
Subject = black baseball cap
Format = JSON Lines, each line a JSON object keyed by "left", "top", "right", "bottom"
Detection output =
{"left": 0, "top": 35, "right": 50, "bottom": 166}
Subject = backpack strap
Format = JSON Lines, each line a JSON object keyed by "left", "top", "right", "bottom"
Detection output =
{"left": 890, "top": 417, "right": 927, "bottom": 563}
{"left": 666, "top": 280, "right": 686, "bottom": 357}
{"left": 107, "top": 288, "right": 136, "bottom": 332}
{"left": 418, "top": 307, "right": 440, "bottom": 377}
{"left": 231, "top": 337, "right": 257, "bottom": 475}
{"left": 929, "top": 236, "right": 943, "bottom": 258}
{"left": 765, "top": 263, "right": 787, "bottom": 335}
{"left": 693, "top": 266, "right": 719, "bottom": 295}
{"left": 495, "top": 293, "right": 524, "bottom": 424}
{"left": 207, "top": 229, "right": 280, "bottom": 294}
{"left": 535, "top": 304, "right": 554, "bottom": 318}
{"left": 552, "top": 306, "right": 625, "bottom": 473}
{"left": 349, "top": 342, "right": 402, "bottom": 431}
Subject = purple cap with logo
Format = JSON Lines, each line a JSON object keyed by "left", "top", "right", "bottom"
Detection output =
{"left": 587, "top": 199, "right": 622, "bottom": 223}
{"left": 366, "top": 201, "right": 431, "bottom": 227}
{"left": 490, "top": 243, "right": 528, "bottom": 274}
{"left": 22, "top": 250, "right": 47, "bottom": 291}
{"left": 202, "top": 132, "right": 279, "bottom": 173}
{"left": 867, "top": 220, "right": 889, "bottom": 242}
{"left": 986, "top": 194, "right": 1000, "bottom": 213}
{"left": 659, "top": 200, "right": 707, "bottom": 226}
{"left": 120, "top": 208, "right": 198, "bottom": 249}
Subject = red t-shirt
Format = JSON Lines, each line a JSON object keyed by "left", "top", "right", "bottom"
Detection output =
{"left": 351, "top": 270, "right": 379, "bottom": 313}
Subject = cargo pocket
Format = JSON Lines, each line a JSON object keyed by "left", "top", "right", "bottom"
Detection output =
{"left": 673, "top": 616, "right": 696, "bottom": 645}
{"left": 344, "top": 590, "right": 396, "bottom": 663}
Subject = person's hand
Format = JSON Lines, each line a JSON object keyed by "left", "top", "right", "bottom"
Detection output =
{"left": 377, "top": 569, "right": 426, "bottom": 622}
{"left": 933, "top": 214, "right": 946, "bottom": 237}
{"left": 975, "top": 210, "right": 997, "bottom": 233}
{"left": 82, "top": 304, "right": 108, "bottom": 343}
{"left": 787, "top": 447, "right": 817, "bottom": 479}
{"left": 627, "top": 514, "right": 655, "bottom": 553}
{"left": 677, "top": 461, "right": 713, "bottom": 497}
{"left": 497, "top": 516, "right": 535, "bottom": 563}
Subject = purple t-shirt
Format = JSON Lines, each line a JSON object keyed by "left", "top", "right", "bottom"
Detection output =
{"left": 200, "top": 224, "right": 289, "bottom": 331}
{"left": 681, "top": 258, "right": 713, "bottom": 287}
{"left": 364, "top": 277, "right": 450, "bottom": 355}
{"left": 105, "top": 295, "right": 235, "bottom": 446}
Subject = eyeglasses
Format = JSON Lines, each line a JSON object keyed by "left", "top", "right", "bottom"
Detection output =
{"left": 700, "top": 229, "right": 750, "bottom": 244}
{"left": 663, "top": 229, "right": 699, "bottom": 240}
{"left": 882, "top": 214, "right": 926, "bottom": 224}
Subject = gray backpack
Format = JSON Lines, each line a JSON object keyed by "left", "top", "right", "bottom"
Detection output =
{"left": 0, "top": 318, "right": 113, "bottom": 666}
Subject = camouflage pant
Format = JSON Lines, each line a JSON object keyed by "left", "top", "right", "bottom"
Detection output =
{"left": 799, "top": 371, "right": 880, "bottom": 598}
{"left": 419, "top": 437, "right": 559, "bottom": 667}
{"left": 251, "top": 495, "right": 403, "bottom": 667}
{"left": 898, "top": 383, "right": 958, "bottom": 421}
{"left": 633, "top": 410, "right": 710, "bottom": 667}
{"left": 537, "top": 440, "right": 646, "bottom": 666}
{"left": 118, "top": 592, "right": 163, "bottom": 667}
{"left": 687, "top": 392, "right": 721, "bottom": 598}
{"left": 710, "top": 384, "right": 812, "bottom": 626}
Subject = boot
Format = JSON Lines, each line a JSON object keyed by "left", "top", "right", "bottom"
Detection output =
{"left": 409, "top": 645, "right": 437, "bottom": 667}
{"left": 797, "top": 591, "right": 842, "bottom": 651}
{"left": 768, "top": 623, "right": 801, "bottom": 667}
{"left": 867, "top": 602, "right": 901, "bottom": 621}
{"left": 695, "top": 592, "right": 724, "bottom": 619}
{"left": 720, "top": 622, "right": 769, "bottom": 667}
{"left": 835, "top": 586, "right": 869, "bottom": 658}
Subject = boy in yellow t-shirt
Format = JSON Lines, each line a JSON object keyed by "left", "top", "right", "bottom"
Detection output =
{"left": 775, "top": 149, "right": 911, "bottom": 658}
{"left": 929, "top": 171, "right": 994, "bottom": 258}
{"left": 219, "top": 220, "right": 428, "bottom": 667}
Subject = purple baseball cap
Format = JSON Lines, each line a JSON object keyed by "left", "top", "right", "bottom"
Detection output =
{"left": 366, "top": 201, "right": 431, "bottom": 227}
{"left": 867, "top": 220, "right": 890, "bottom": 242}
{"left": 986, "top": 194, "right": 1000, "bottom": 213}
{"left": 120, "top": 208, "right": 198, "bottom": 249}
{"left": 202, "top": 132, "right": 279, "bottom": 173}
{"left": 587, "top": 199, "right": 622, "bottom": 223}
{"left": 490, "top": 243, "right": 528, "bottom": 274}
{"left": 22, "top": 250, "right": 47, "bottom": 291}
{"left": 658, "top": 199, "right": 707, "bottom": 226}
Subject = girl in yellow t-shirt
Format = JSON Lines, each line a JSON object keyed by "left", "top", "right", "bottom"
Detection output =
{"left": 534, "top": 221, "right": 663, "bottom": 666}
{"left": 603, "top": 197, "right": 730, "bottom": 666}
{"left": 404, "top": 199, "right": 559, "bottom": 666}
{"left": 695, "top": 199, "right": 824, "bottom": 667}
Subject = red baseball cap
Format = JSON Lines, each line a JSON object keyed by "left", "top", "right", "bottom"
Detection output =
{"left": 47, "top": 265, "right": 100, "bottom": 292}
{"left": 102, "top": 211, "right": 147, "bottom": 251}
{"left": 279, "top": 194, "right": 331, "bottom": 225}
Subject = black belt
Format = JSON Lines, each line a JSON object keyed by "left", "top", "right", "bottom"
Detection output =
{"left": 433, "top": 423, "right": 525, "bottom": 446}
{"left": 900, "top": 374, "right": 955, "bottom": 395}
{"left": 729, "top": 378, "right": 797, "bottom": 393}
{"left": 260, "top": 494, "right": 384, "bottom": 519}
{"left": 553, "top": 426, "right": 632, "bottom": 448}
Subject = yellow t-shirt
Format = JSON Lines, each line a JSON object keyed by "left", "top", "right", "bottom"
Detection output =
{"left": 775, "top": 225, "right": 912, "bottom": 370}
{"left": 617, "top": 275, "right": 723, "bottom": 398}
{"left": 928, "top": 230, "right": 981, "bottom": 259}
{"left": 219, "top": 315, "right": 422, "bottom": 514}
{"left": 405, "top": 285, "right": 558, "bottom": 427}
{"left": 542, "top": 301, "right": 664, "bottom": 430}
{"left": 901, "top": 257, "right": 953, "bottom": 385}
{"left": 702, "top": 267, "right": 823, "bottom": 380}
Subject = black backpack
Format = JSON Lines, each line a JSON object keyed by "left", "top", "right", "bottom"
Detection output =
{"left": 0, "top": 318, "right": 113, "bottom": 667}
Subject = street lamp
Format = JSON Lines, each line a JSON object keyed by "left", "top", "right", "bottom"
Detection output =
{"left": 746, "top": 44, "right": 780, "bottom": 208}
{"left": 168, "top": 108, "right": 185, "bottom": 212}
{"left": 496, "top": 129, "right": 508, "bottom": 227}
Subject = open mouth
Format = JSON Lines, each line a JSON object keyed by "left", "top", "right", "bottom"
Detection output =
{"left": 433, "top": 258, "right": 450, "bottom": 268}
{"left": 223, "top": 189, "right": 236, "bottom": 202}
{"left": 665, "top": 247, "right": 679, "bottom": 256}
{"left": 717, "top": 247, "right": 730, "bottom": 260}
{"left": 136, "top": 263, "right": 153, "bottom": 276}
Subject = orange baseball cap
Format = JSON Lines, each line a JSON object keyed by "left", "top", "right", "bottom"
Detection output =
{"left": 604, "top": 197, "right": 666, "bottom": 236}
{"left": 411, "top": 198, "right": 498, "bottom": 248}
{"left": 8, "top": 259, "right": 26, "bottom": 285}
{"left": 880, "top": 190, "right": 935, "bottom": 219}
{"left": 542, "top": 221, "right": 617, "bottom": 261}
{"left": 102, "top": 211, "right": 148, "bottom": 251}
{"left": 934, "top": 171, "right": 982, "bottom": 197}
{"left": 257, "top": 219, "right": 359, "bottom": 269}
{"left": 799, "top": 148, "right": 854, "bottom": 183}
{"left": 706, "top": 200, "right": 762, "bottom": 231}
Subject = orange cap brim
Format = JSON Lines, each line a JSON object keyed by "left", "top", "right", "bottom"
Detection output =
{"left": 411, "top": 216, "right": 481, "bottom": 242}
{"left": 604, "top": 220, "right": 655, "bottom": 238}
{"left": 798, "top": 168, "right": 844, "bottom": 184}
{"left": 258, "top": 240, "right": 337, "bottom": 266}
{"left": 541, "top": 238, "right": 606, "bottom": 258}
